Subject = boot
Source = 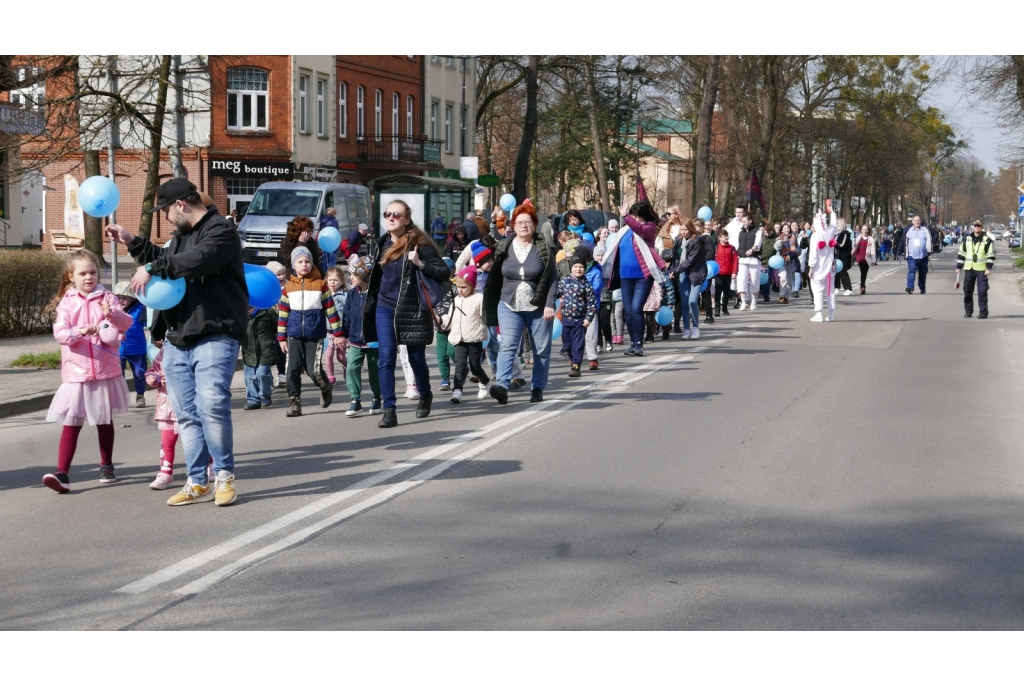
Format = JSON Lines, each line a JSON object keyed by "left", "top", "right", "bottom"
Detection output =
{"left": 320, "top": 383, "right": 333, "bottom": 409}
{"left": 661, "top": 327, "right": 671, "bottom": 340}
{"left": 415, "top": 394, "right": 432, "bottom": 418}
{"left": 377, "top": 406, "right": 398, "bottom": 428}
{"left": 704, "top": 315, "right": 714, "bottom": 324}
{"left": 286, "top": 396, "right": 302, "bottom": 418}
{"left": 714, "top": 305, "right": 722, "bottom": 317}
{"left": 568, "top": 364, "right": 581, "bottom": 378}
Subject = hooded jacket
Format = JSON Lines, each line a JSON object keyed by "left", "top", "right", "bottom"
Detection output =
{"left": 53, "top": 285, "right": 133, "bottom": 384}
{"left": 242, "top": 307, "right": 280, "bottom": 367}
{"left": 277, "top": 266, "right": 341, "bottom": 341}
{"left": 127, "top": 209, "right": 248, "bottom": 348}
{"left": 118, "top": 299, "right": 148, "bottom": 357}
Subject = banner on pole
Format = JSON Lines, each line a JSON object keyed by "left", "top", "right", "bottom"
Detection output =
{"left": 64, "top": 175, "right": 85, "bottom": 240}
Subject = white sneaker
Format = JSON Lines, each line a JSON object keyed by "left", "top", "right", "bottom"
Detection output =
{"left": 843, "top": 289, "right": 854, "bottom": 296}
{"left": 749, "top": 300, "right": 757, "bottom": 310}
{"left": 738, "top": 301, "right": 748, "bottom": 311}
{"left": 450, "top": 389, "right": 463, "bottom": 404}
{"left": 149, "top": 471, "right": 174, "bottom": 490}
{"left": 825, "top": 313, "right": 834, "bottom": 322}
{"left": 404, "top": 387, "right": 420, "bottom": 400}
{"left": 810, "top": 312, "right": 824, "bottom": 322}
{"left": 691, "top": 327, "right": 700, "bottom": 340}
{"left": 276, "top": 373, "right": 285, "bottom": 387}
{"left": 477, "top": 383, "right": 490, "bottom": 400}
{"left": 682, "top": 329, "right": 691, "bottom": 340}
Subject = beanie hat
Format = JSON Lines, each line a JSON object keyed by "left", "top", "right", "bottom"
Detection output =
{"left": 456, "top": 265, "right": 478, "bottom": 290}
{"left": 291, "top": 246, "right": 313, "bottom": 265}
{"left": 568, "top": 253, "right": 585, "bottom": 268}
{"left": 593, "top": 245, "right": 606, "bottom": 257}
{"left": 607, "top": 219, "right": 619, "bottom": 229}
{"left": 348, "top": 255, "right": 369, "bottom": 279}
{"left": 265, "top": 260, "right": 286, "bottom": 275}
{"left": 471, "top": 241, "right": 493, "bottom": 267}
{"left": 574, "top": 244, "right": 593, "bottom": 265}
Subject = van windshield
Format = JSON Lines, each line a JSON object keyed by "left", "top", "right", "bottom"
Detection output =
{"left": 247, "top": 189, "right": 322, "bottom": 217}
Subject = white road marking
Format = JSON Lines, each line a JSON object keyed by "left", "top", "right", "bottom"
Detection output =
{"left": 117, "top": 354, "right": 691, "bottom": 595}
{"left": 867, "top": 266, "right": 903, "bottom": 284}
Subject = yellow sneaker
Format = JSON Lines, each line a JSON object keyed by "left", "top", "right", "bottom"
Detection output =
{"left": 167, "top": 479, "right": 213, "bottom": 506}
{"left": 214, "top": 471, "right": 237, "bottom": 507}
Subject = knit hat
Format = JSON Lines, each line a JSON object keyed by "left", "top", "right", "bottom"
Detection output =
{"left": 607, "top": 219, "right": 619, "bottom": 229}
{"left": 574, "top": 244, "right": 593, "bottom": 265}
{"left": 265, "top": 260, "right": 286, "bottom": 275}
{"left": 348, "top": 255, "right": 369, "bottom": 279}
{"left": 456, "top": 265, "right": 478, "bottom": 289}
{"left": 471, "top": 241, "right": 493, "bottom": 267}
{"left": 593, "top": 245, "right": 606, "bottom": 257}
{"left": 291, "top": 246, "right": 313, "bottom": 265}
{"left": 568, "top": 253, "right": 585, "bottom": 268}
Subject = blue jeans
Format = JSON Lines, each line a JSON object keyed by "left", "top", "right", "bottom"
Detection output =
{"left": 375, "top": 304, "right": 431, "bottom": 410}
{"left": 619, "top": 277, "right": 652, "bottom": 346}
{"left": 907, "top": 256, "right": 928, "bottom": 292}
{"left": 496, "top": 300, "right": 552, "bottom": 390}
{"left": 486, "top": 325, "right": 500, "bottom": 369}
{"left": 121, "top": 353, "right": 147, "bottom": 395}
{"left": 676, "top": 279, "right": 701, "bottom": 330}
{"left": 244, "top": 363, "right": 272, "bottom": 405}
{"left": 163, "top": 334, "right": 239, "bottom": 485}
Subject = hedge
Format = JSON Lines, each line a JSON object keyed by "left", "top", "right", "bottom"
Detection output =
{"left": 0, "top": 250, "right": 66, "bottom": 338}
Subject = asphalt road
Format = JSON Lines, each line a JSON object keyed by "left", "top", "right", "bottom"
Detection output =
{"left": 3, "top": 244, "right": 1024, "bottom": 630}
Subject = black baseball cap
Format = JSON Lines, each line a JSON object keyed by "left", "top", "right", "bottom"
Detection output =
{"left": 148, "top": 178, "right": 198, "bottom": 213}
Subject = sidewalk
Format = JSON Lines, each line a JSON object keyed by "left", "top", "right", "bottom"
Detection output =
{"left": 0, "top": 333, "right": 249, "bottom": 418}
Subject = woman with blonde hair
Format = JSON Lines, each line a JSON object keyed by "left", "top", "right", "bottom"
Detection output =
{"left": 669, "top": 219, "right": 707, "bottom": 339}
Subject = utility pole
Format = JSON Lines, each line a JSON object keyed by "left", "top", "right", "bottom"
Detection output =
{"left": 107, "top": 56, "right": 118, "bottom": 286}
{"left": 169, "top": 55, "right": 186, "bottom": 178}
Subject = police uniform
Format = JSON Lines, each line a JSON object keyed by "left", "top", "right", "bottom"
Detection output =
{"left": 956, "top": 229, "right": 995, "bottom": 318}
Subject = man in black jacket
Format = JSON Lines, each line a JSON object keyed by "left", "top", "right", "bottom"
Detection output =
{"left": 107, "top": 178, "right": 247, "bottom": 508}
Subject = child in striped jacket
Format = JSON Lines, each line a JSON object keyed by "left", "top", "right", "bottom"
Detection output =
{"left": 277, "top": 246, "right": 342, "bottom": 417}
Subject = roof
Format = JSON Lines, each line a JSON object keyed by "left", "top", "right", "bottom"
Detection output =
{"left": 624, "top": 137, "right": 688, "bottom": 163}
{"left": 369, "top": 174, "right": 475, "bottom": 190}
{"left": 622, "top": 117, "right": 693, "bottom": 136}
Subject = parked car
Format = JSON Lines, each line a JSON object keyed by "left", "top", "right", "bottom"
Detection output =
{"left": 236, "top": 182, "right": 372, "bottom": 265}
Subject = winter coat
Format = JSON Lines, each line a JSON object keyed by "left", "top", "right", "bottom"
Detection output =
{"left": 340, "top": 287, "right": 368, "bottom": 345}
{"left": 242, "top": 307, "right": 279, "bottom": 367}
{"left": 555, "top": 275, "right": 597, "bottom": 323}
{"left": 53, "top": 285, "right": 133, "bottom": 384}
{"left": 671, "top": 235, "right": 708, "bottom": 285}
{"left": 119, "top": 300, "right": 148, "bottom": 357}
{"left": 448, "top": 293, "right": 487, "bottom": 344}
{"left": 127, "top": 210, "right": 248, "bottom": 348}
{"left": 483, "top": 235, "right": 558, "bottom": 328}
{"left": 362, "top": 234, "right": 451, "bottom": 346}
{"left": 584, "top": 262, "right": 603, "bottom": 301}
{"left": 715, "top": 243, "right": 739, "bottom": 276}
{"left": 277, "top": 266, "right": 341, "bottom": 341}
{"left": 759, "top": 232, "right": 779, "bottom": 267}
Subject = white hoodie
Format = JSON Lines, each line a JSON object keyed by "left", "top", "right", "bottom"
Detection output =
{"left": 808, "top": 212, "right": 837, "bottom": 280}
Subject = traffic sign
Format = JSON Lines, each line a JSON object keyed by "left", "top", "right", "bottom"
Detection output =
{"left": 477, "top": 174, "right": 500, "bottom": 188}
{"left": 1018, "top": 182, "right": 1024, "bottom": 195}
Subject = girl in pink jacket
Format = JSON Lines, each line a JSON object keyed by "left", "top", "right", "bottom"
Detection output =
{"left": 42, "top": 250, "right": 132, "bottom": 493}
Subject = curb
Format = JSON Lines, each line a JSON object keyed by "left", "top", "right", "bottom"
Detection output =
{"left": 0, "top": 391, "right": 56, "bottom": 418}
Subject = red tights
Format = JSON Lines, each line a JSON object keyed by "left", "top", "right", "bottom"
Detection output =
{"left": 159, "top": 430, "right": 179, "bottom": 472}
{"left": 57, "top": 423, "right": 114, "bottom": 474}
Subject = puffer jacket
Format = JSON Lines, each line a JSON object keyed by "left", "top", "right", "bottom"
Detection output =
{"left": 362, "top": 234, "right": 451, "bottom": 346}
{"left": 242, "top": 307, "right": 279, "bottom": 367}
{"left": 118, "top": 300, "right": 148, "bottom": 357}
{"left": 448, "top": 293, "right": 487, "bottom": 344}
{"left": 53, "top": 285, "right": 133, "bottom": 384}
{"left": 277, "top": 266, "right": 341, "bottom": 341}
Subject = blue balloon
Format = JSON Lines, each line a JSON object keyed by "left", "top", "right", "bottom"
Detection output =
{"left": 768, "top": 254, "right": 785, "bottom": 270}
{"left": 244, "top": 263, "right": 282, "bottom": 309}
{"left": 138, "top": 276, "right": 185, "bottom": 310}
{"left": 499, "top": 193, "right": 517, "bottom": 213}
{"left": 759, "top": 270, "right": 769, "bottom": 285}
{"left": 146, "top": 342, "right": 160, "bottom": 364}
{"left": 697, "top": 206, "right": 713, "bottom": 222}
{"left": 552, "top": 318, "right": 563, "bottom": 340}
{"left": 554, "top": 298, "right": 561, "bottom": 312}
{"left": 655, "top": 306, "right": 672, "bottom": 326}
{"left": 367, "top": 341, "right": 379, "bottom": 349}
{"left": 443, "top": 257, "right": 455, "bottom": 271}
{"left": 701, "top": 280, "right": 709, "bottom": 292}
{"left": 317, "top": 226, "right": 341, "bottom": 253}
{"left": 835, "top": 259, "right": 844, "bottom": 273}
{"left": 943, "top": 237, "right": 951, "bottom": 245}
{"left": 706, "top": 261, "right": 720, "bottom": 279}
{"left": 79, "top": 175, "right": 121, "bottom": 218}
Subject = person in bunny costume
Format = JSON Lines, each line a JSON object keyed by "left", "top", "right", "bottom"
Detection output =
{"left": 808, "top": 206, "right": 838, "bottom": 323}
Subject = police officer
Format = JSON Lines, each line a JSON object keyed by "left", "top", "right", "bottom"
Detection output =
{"left": 956, "top": 219, "right": 995, "bottom": 319}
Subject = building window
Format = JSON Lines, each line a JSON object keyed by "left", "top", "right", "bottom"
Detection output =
{"left": 391, "top": 93, "right": 400, "bottom": 158}
{"left": 444, "top": 104, "right": 452, "bottom": 154}
{"left": 356, "top": 85, "right": 364, "bottom": 140}
{"left": 298, "top": 74, "right": 308, "bottom": 134}
{"left": 445, "top": 57, "right": 453, "bottom": 68}
{"left": 10, "top": 67, "right": 46, "bottom": 110}
{"left": 430, "top": 101, "right": 438, "bottom": 140}
{"left": 430, "top": 55, "right": 440, "bottom": 64}
{"left": 374, "top": 89, "right": 382, "bottom": 142}
{"left": 406, "top": 95, "right": 414, "bottom": 139}
{"left": 317, "top": 78, "right": 326, "bottom": 137}
{"left": 226, "top": 67, "right": 268, "bottom": 131}
{"left": 338, "top": 82, "right": 347, "bottom": 138}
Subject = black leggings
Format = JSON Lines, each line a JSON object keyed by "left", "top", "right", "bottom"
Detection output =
{"left": 835, "top": 266, "right": 852, "bottom": 292}
{"left": 454, "top": 342, "right": 488, "bottom": 390}
{"left": 598, "top": 303, "right": 613, "bottom": 345}
{"left": 714, "top": 274, "right": 732, "bottom": 311}
{"left": 858, "top": 261, "right": 869, "bottom": 287}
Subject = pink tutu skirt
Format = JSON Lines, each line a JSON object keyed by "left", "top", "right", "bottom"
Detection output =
{"left": 47, "top": 378, "right": 130, "bottom": 426}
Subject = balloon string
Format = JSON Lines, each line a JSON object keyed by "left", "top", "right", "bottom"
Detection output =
{"left": 82, "top": 339, "right": 149, "bottom": 377}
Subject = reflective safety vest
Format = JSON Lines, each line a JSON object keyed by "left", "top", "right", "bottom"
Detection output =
{"left": 957, "top": 234, "right": 994, "bottom": 271}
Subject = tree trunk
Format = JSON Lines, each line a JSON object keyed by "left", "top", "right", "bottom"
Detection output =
{"left": 512, "top": 56, "right": 539, "bottom": 202}
{"left": 584, "top": 61, "right": 610, "bottom": 211}
{"left": 753, "top": 57, "right": 780, "bottom": 187}
{"left": 82, "top": 150, "right": 105, "bottom": 264}
{"left": 168, "top": 54, "right": 185, "bottom": 178}
{"left": 695, "top": 56, "right": 720, "bottom": 211}
{"left": 138, "top": 55, "right": 173, "bottom": 240}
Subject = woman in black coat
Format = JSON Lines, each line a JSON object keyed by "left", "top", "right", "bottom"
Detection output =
{"left": 833, "top": 220, "right": 854, "bottom": 295}
{"left": 363, "top": 199, "right": 450, "bottom": 428}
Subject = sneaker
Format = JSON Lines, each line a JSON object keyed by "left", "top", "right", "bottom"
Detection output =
{"left": 489, "top": 384, "right": 508, "bottom": 405}
{"left": 624, "top": 344, "right": 637, "bottom": 356}
{"left": 510, "top": 378, "right": 527, "bottom": 391}
{"left": 42, "top": 471, "right": 70, "bottom": 493}
{"left": 810, "top": 312, "right": 824, "bottom": 322}
{"left": 721, "top": 307, "right": 730, "bottom": 316}
{"left": 450, "top": 389, "right": 463, "bottom": 404}
{"left": 167, "top": 479, "right": 213, "bottom": 506}
{"left": 286, "top": 396, "right": 302, "bottom": 417}
{"left": 378, "top": 407, "right": 398, "bottom": 428}
{"left": 589, "top": 360, "right": 599, "bottom": 370}
{"left": 98, "top": 464, "right": 116, "bottom": 484}
{"left": 682, "top": 329, "right": 691, "bottom": 340}
{"left": 634, "top": 345, "right": 645, "bottom": 357}
{"left": 979, "top": 313, "right": 988, "bottom": 319}
{"left": 778, "top": 298, "right": 788, "bottom": 305}
{"left": 704, "top": 316, "right": 714, "bottom": 324}
{"left": 415, "top": 395, "right": 432, "bottom": 418}
{"left": 346, "top": 400, "right": 363, "bottom": 417}
{"left": 964, "top": 313, "right": 973, "bottom": 318}
{"left": 439, "top": 380, "right": 451, "bottom": 392}
{"left": 739, "top": 301, "right": 748, "bottom": 311}
{"left": 214, "top": 471, "right": 237, "bottom": 507}
{"left": 906, "top": 288, "right": 913, "bottom": 294}
{"left": 135, "top": 394, "right": 146, "bottom": 409}
{"left": 843, "top": 289, "right": 854, "bottom": 296}
{"left": 369, "top": 397, "right": 383, "bottom": 415}
{"left": 477, "top": 384, "right": 490, "bottom": 400}
{"left": 568, "top": 364, "right": 581, "bottom": 378}
{"left": 277, "top": 373, "right": 286, "bottom": 387}
{"left": 691, "top": 327, "right": 700, "bottom": 340}
{"left": 243, "top": 402, "right": 261, "bottom": 410}
{"left": 749, "top": 301, "right": 757, "bottom": 311}
{"left": 530, "top": 388, "right": 544, "bottom": 403}
{"left": 320, "top": 384, "right": 333, "bottom": 409}
{"left": 825, "top": 313, "right": 834, "bottom": 322}
{"left": 860, "top": 286, "right": 866, "bottom": 295}
{"left": 261, "top": 398, "right": 272, "bottom": 408}
{"left": 150, "top": 471, "right": 174, "bottom": 490}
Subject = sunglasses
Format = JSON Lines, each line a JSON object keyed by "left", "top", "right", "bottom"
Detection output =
{"left": 383, "top": 211, "right": 405, "bottom": 220}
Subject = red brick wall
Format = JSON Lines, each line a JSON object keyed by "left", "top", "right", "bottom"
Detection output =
{"left": 208, "top": 55, "right": 293, "bottom": 159}
{"left": 336, "top": 56, "right": 422, "bottom": 163}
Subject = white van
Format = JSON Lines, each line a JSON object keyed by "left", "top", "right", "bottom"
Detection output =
{"left": 236, "top": 181, "right": 372, "bottom": 265}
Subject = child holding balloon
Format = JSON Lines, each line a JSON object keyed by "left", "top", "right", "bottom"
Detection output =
{"left": 42, "top": 250, "right": 133, "bottom": 493}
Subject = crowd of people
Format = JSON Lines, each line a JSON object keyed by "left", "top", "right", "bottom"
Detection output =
{"left": 39, "top": 176, "right": 994, "bottom": 506}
